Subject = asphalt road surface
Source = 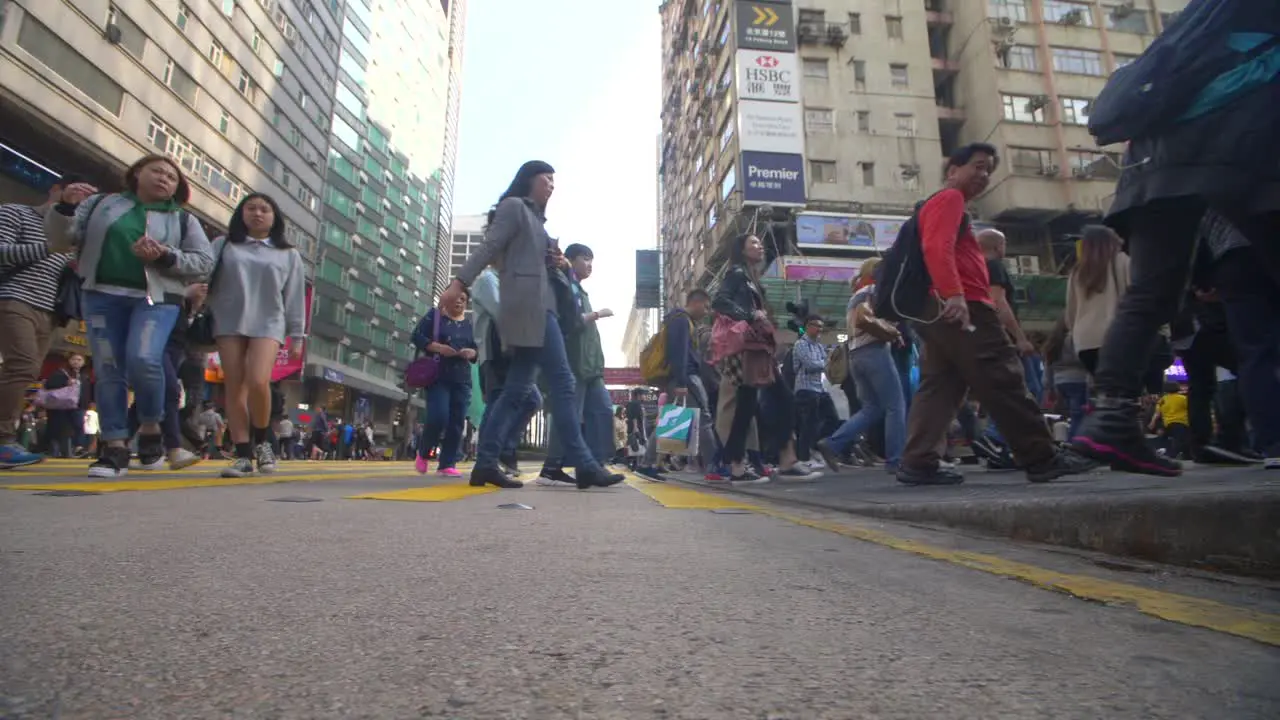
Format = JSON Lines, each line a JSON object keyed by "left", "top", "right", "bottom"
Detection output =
{"left": 1, "top": 461, "right": 1277, "bottom": 719}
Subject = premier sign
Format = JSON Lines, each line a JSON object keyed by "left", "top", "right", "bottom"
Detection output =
{"left": 742, "top": 151, "right": 806, "bottom": 206}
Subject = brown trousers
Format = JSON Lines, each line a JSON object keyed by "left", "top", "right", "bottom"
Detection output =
{"left": 904, "top": 301, "right": 1055, "bottom": 471}
{"left": 0, "top": 300, "right": 56, "bottom": 444}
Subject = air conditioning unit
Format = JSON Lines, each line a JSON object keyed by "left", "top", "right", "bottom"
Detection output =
{"left": 343, "top": 301, "right": 355, "bottom": 311}
{"left": 339, "top": 337, "right": 351, "bottom": 346}
{"left": 383, "top": 170, "right": 393, "bottom": 183}
{"left": 1016, "top": 255, "right": 1041, "bottom": 275}
{"left": 1060, "top": 9, "right": 1085, "bottom": 25}
{"left": 1040, "top": 164, "right": 1060, "bottom": 176}
{"left": 346, "top": 266, "right": 358, "bottom": 276}
{"left": 355, "top": 202, "right": 365, "bottom": 214}
{"left": 393, "top": 302, "right": 402, "bottom": 311}
{"left": 367, "top": 348, "right": 378, "bottom": 357}
{"left": 373, "top": 286, "right": 384, "bottom": 297}
{"left": 1024, "top": 95, "right": 1049, "bottom": 113}
{"left": 381, "top": 198, "right": 391, "bottom": 208}
{"left": 397, "top": 275, "right": 405, "bottom": 284}
{"left": 305, "top": 152, "right": 317, "bottom": 167}
{"left": 998, "top": 16, "right": 1014, "bottom": 27}
{"left": 391, "top": 330, "right": 399, "bottom": 340}
{"left": 375, "top": 256, "right": 386, "bottom": 267}
{"left": 104, "top": 22, "right": 123, "bottom": 44}
{"left": 378, "top": 227, "right": 389, "bottom": 238}
{"left": 1111, "top": 2, "right": 1135, "bottom": 20}
{"left": 357, "top": 171, "right": 368, "bottom": 184}
{"left": 370, "top": 317, "right": 380, "bottom": 327}
{"left": 1072, "top": 166, "right": 1092, "bottom": 179}
{"left": 349, "top": 233, "right": 361, "bottom": 245}
{"left": 397, "top": 247, "right": 407, "bottom": 256}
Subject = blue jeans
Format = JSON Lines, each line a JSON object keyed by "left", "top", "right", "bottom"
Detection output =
{"left": 825, "top": 344, "right": 906, "bottom": 466}
{"left": 127, "top": 343, "right": 185, "bottom": 450}
{"left": 1216, "top": 245, "right": 1280, "bottom": 454}
{"left": 546, "top": 375, "right": 613, "bottom": 467}
{"left": 83, "top": 291, "right": 180, "bottom": 442}
{"left": 419, "top": 380, "right": 472, "bottom": 468}
{"left": 481, "top": 379, "right": 542, "bottom": 456}
{"left": 476, "top": 311, "right": 599, "bottom": 473}
{"left": 1057, "top": 381, "right": 1089, "bottom": 440}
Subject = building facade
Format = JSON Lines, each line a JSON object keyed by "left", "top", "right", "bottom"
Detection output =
{"left": 448, "top": 213, "right": 484, "bottom": 279}
{"left": 658, "top": 0, "right": 1187, "bottom": 331}
{"left": 432, "top": 0, "right": 467, "bottom": 302}
{"left": 0, "top": 0, "right": 333, "bottom": 369}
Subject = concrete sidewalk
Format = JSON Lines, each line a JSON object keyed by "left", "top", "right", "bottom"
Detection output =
{"left": 676, "top": 464, "right": 1280, "bottom": 579}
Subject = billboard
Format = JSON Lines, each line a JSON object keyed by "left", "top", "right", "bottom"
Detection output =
{"left": 734, "top": 1, "right": 796, "bottom": 52}
{"left": 635, "top": 249, "right": 662, "bottom": 309}
{"left": 780, "top": 256, "right": 865, "bottom": 283}
{"left": 795, "top": 212, "right": 909, "bottom": 251}
{"left": 737, "top": 100, "right": 804, "bottom": 154}
{"left": 736, "top": 49, "right": 799, "bottom": 103}
{"left": 741, "top": 151, "right": 806, "bottom": 206}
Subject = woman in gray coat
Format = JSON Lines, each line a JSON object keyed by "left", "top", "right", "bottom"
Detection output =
{"left": 439, "top": 161, "right": 623, "bottom": 490}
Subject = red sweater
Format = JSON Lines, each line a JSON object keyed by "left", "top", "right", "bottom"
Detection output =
{"left": 919, "top": 189, "right": 991, "bottom": 304}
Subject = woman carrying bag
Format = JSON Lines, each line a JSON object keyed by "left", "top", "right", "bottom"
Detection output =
{"left": 411, "top": 291, "right": 477, "bottom": 477}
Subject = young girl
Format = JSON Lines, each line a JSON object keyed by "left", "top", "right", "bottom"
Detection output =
{"left": 205, "top": 193, "right": 306, "bottom": 478}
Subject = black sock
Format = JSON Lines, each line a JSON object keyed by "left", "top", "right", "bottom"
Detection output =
{"left": 235, "top": 442, "right": 252, "bottom": 459}
{"left": 251, "top": 426, "right": 269, "bottom": 445}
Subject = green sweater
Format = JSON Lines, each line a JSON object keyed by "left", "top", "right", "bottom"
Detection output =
{"left": 95, "top": 193, "right": 180, "bottom": 290}
{"left": 566, "top": 281, "right": 605, "bottom": 382}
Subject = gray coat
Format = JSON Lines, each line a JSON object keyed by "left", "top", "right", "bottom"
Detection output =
{"left": 455, "top": 197, "right": 555, "bottom": 349}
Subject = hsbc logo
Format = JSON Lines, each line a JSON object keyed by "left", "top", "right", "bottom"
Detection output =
{"left": 754, "top": 55, "right": 779, "bottom": 68}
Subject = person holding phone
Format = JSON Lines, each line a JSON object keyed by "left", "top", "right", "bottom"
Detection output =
{"left": 43, "top": 154, "right": 214, "bottom": 478}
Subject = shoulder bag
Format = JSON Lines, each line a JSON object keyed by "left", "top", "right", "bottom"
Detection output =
{"left": 404, "top": 310, "right": 443, "bottom": 389}
{"left": 187, "top": 235, "right": 228, "bottom": 351}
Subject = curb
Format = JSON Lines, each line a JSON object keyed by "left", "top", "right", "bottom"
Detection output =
{"left": 673, "top": 475, "right": 1280, "bottom": 579}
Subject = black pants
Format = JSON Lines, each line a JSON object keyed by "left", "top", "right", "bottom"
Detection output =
{"left": 1215, "top": 245, "right": 1280, "bottom": 455}
{"left": 1180, "top": 328, "right": 1237, "bottom": 451}
{"left": 794, "top": 389, "right": 823, "bottom": 462}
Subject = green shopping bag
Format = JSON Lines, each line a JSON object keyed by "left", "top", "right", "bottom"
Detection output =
{"left": 655, "top": 403, "right": 700, "bottom": 456}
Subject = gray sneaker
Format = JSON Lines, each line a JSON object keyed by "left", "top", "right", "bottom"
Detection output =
{"left": 221, "top": 457, "right": 255, "bottom": 478}
{"left": 254, "top": 443, "right": 278, "bottom": 475}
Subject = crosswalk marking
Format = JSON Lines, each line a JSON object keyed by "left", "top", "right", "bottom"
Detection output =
{"left": 348, "top": 484, "right": 499, "bottom": 502}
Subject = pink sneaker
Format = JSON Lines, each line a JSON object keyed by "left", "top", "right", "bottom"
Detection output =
{"left": 414, "top": 454, "right": 429, "bottom": 474}
{"left": 437, "top": 466, "right": 462, "bottom": 477}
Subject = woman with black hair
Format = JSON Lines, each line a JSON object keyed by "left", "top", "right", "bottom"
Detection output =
{"left": 205, "top": 193, "right": 307, "bottom": 478}
{"left": 438, "top": 160, "right": 623, "bottom": 490}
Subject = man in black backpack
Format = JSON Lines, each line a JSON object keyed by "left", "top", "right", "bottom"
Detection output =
{"left": 895, "top": 144, "right": 1095, "bottom": 486}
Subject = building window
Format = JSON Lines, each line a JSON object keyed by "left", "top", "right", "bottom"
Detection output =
{"left": 1069, "top": 150, "right": 1120, "bottom": 178}
{"left": 798, "top": 9, "right": 825, "bottom": 26}
{"left": 885, "top": 16, "right": 903, "bottom": 39}
{"left": 889, "top": 63, "right": 909, "bottom": 87}
{"left": 218, "top": 108, "right": 230, "bottom": 134}
{"left": 221, "top": 0, "right": 235, "bottom": 17}
{"left": 1059, "top": 97, "right": 1091, "bottom": 125}
{"left": 804, "top": 108, "right": 834, "bottom": 133}
{"left": 720, "top": 120, "right": 734, "bottom": 151}
{"left": 252, "top": 30, "right": 262, "bottom": 54}
{"left": 1009, "top": 147, "right": 1056, "bottom": 174}
{"left": 163, "top": 59, "right": 199, "bottom": 105}
{"left": 17, "top": 14, "right": 125, "bottom": 115}
{"left": 810, "top": 160, "right": 837, "bottom": 184}
{"left": 1105, "top": 5, "right": 1149, "bottom": 34}
{"left": 272, "top": 58, "right": 284, "bottom": 77}
{"left": 1002, "top": 93, "right": 1046, "bottom": 123}
{"left": 803, "top": 58, "right": 829, "bottom": 79}
{"left": 106, "top": 6, "right": 147, "bottom": 59}
{"left": 237, "top": 69, "right": 252, "bottom": 96}
{"left": 720, "top": 164, "right": 735, "bottom": 199}
{"left": 176, "top": 4, "right": 191, "bottom": 30}
{"left": 1113, "top": 53, "right": 1137, "bottom": 68}
{"left": 1043, "top": 1, "right": 1094, "bottom": 26}
{"left": 895, "top": 113, "right": 916, "bottom": 135}
{"left": 208, "top": 41, "right": 226, "bottom": 70}
{"left": 1000, "top": 45, "right": 1039, "bottom": 71}
{"left": 856, "top": 111, "right": 870, "bottom": 132}
{"left": 860, "top": 162, "right": 875, "bottom": 187}
{"left": 848, "top": 13, "right": 861, "bottom": 34}
{"left": 1052, "top": 47, "right": 1104, "bottom": 76}
{"left": 989, "top": 0, "right": 1029, "bottom": 23}
{"left": 707, "top": 205, "right": 717, "bottom": 229}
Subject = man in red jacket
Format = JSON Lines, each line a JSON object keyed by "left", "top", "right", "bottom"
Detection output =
{"left": 898, "top": 143, "right": 1096, "bottom": 486}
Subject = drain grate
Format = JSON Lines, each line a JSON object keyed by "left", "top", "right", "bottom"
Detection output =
{"left": 266, "top": 496, "right": 324, "bottom": 503}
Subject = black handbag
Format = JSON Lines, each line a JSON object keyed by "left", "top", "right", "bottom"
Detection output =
{"left": 52, "top": 266, "right": 82, "bottom": 327}
{"left": 187, "top": 238, "right": 229, "bottom": 351}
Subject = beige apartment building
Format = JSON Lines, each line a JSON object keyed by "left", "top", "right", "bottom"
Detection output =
{"left": 658, "top": 0, "right": 1188, "bottom": 317}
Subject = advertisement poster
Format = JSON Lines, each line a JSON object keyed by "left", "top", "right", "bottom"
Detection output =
{"left": 795, "top": 213, "right": 908, "bottom": 251}
{"left": 737, "top": 100, "right": 804, "bottom": 154}
{"left": 741, "top": 150, "right": 806, "bottom": 206}
{"left": 735, "top": 49, "right": 800, "bottom": 103}
{"left": 780, "top": 256, "right": 865, "bottom": 283}
{"left": 734, "top": 2, "right": 796, "bottom": 52}
{"left": 205, "top": 282, "right": 313, "bottom": 384}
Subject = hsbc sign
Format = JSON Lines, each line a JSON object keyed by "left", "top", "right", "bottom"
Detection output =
{"left": 736, "top": 49, "right": 799, "bottom": 103}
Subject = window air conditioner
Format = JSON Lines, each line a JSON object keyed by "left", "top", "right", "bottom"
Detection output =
{"left": 355, "top": 202, "right": 365, "bottom": 214}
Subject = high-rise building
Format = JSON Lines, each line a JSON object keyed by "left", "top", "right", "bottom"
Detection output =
{"left": 432, "top": 0, "right": 467, "bottom": 301}
{"left": 306, "top": 0, "right": 465, "bottom": 429}
{"left": 448, "top": 213, "right": 484, "bottom": 279}
{"left": 0, "top": 0, "right": 334, "bottom": 374}
{"left": 658, "top": 0, "right": 1187, "bottom": 332}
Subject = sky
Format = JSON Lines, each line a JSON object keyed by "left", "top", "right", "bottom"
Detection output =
{"left": 450, "top": 0, "right": 663, "bottom": 366}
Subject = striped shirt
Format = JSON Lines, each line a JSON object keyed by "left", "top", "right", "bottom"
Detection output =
{"left": 0, "top": 204, "right": 70, "bottom": 313}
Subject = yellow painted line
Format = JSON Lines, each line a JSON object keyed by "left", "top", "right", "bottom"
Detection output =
{"left": 639, "top": 479, "right": 1280, "bottom": 647}
{"left": 347, "top": 484, "right": 499, "bottom": 502}
{"left": 1, "top": 468, "right": 423, "bottom": 493}
{"left": 5, "top": 461, "right": 421, "bottom": 477}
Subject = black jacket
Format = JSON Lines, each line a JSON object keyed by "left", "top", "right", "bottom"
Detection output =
{"left": 712, "top": 264, "right": 764, "bottom": 323}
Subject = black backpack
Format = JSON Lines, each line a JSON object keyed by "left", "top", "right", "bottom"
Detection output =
{"left": 872, "top": 193, "right": 970, "bottom": 323}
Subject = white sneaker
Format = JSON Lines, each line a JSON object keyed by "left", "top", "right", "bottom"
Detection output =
{"left": 1265, "top": 456, "right": 1280, "bottom": 470}
{"left": 167, "top": 448, "right": 201, "bottom": 470}
{"left": 535, "top": 470, "right": 577, "bottom": 487}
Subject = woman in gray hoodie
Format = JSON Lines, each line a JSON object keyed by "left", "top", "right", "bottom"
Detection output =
{"left": 45, "top": 154, "right": 214, "bottom": 478}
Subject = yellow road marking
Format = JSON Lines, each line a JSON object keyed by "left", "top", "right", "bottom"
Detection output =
{"left": 7, "top": 461, "right": 419, "bottom": 477}
{"left": 628, "top": 477, "right": 1280, "bottom": 647}
{"left": 348, "top": 484, "right": 499, "bottom": 502}
{"left": 2, "top": 469, "right": 422, "bottom": 493}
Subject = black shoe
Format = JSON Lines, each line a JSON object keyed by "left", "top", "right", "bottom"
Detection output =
{"left": 1024, "top": 448, "right": 1099, "bottom": 483}
{"left": 470, "top": 465, "right": 523, "bottom": 488}
{"left": 88, "top": 446, "right": 130, "bottom": 478}
{"left": 1071, "top": 396, "right": 1182, "bottom": 477}
{"left": 896, "top": 463, "right": 965, "bottom": 486}
{"left": 575, "top": 466, "right": 625, "bottom": 489}
{"left": 499, "top": 452, "right": 520, "bottom": 474}
{"left": 815, "top": 439, "right": 841, "bottom": 473}
{"left": 1195, "top": 445, "right": 1264, "bottom": 465}
{"left": 635, "top": 466, "right": 666, "bottom": 482}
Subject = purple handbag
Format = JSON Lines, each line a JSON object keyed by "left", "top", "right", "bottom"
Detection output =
{"left": 404, "top": 310, "right": 443, "bottom": 389}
